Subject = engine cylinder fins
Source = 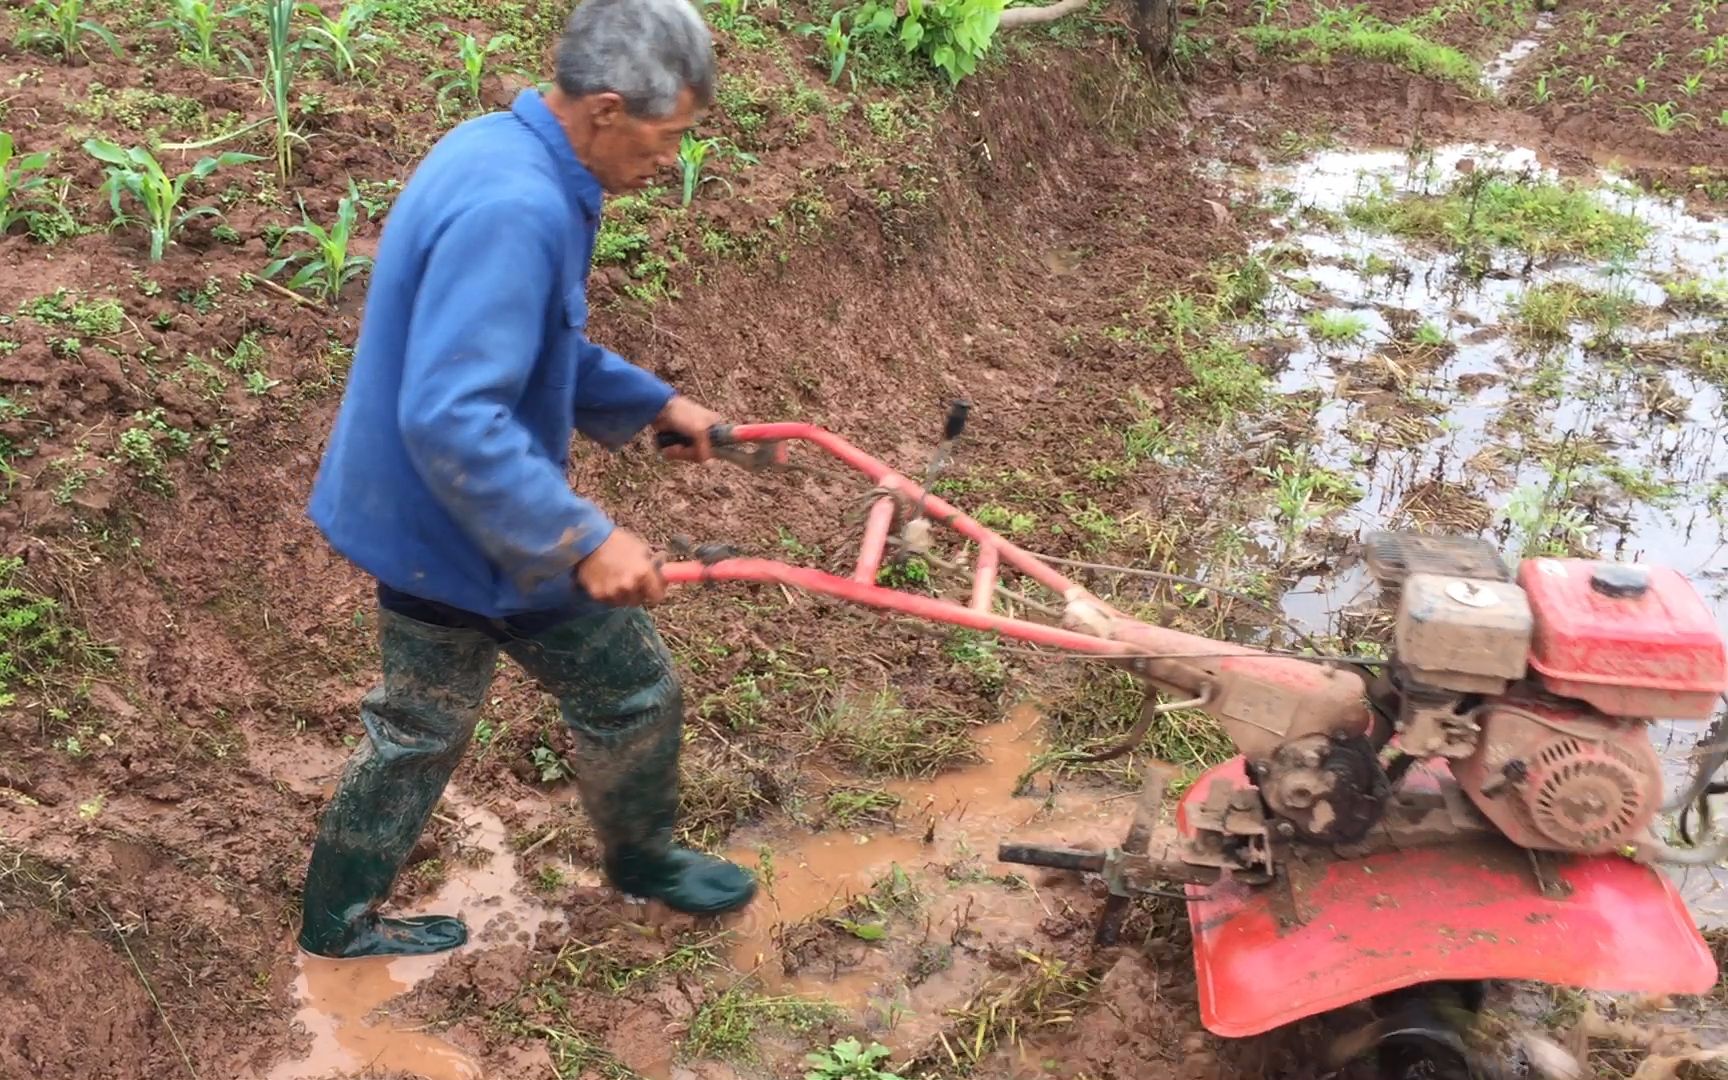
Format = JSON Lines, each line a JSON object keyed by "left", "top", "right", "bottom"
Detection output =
{"left": 1527, "top": 738, "right": 1651, "bottom": 850}
{"left": 1364, "top": 530, "right": 1511, "bottom": 591}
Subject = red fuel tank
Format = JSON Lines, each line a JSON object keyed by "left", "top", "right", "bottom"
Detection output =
{"left": 1517, "top": 558, "right": 1728, "bottom": 719}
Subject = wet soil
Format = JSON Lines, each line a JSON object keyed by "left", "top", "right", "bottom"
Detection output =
{"left": 2, "top": 2, "right": 1726, "bottom": 1079}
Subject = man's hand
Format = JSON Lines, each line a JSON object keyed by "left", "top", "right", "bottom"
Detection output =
{"left": 576, "top": 529, "right": 666, "bottom": 607}
{"left": 651, "top": 395, "right": 724, "bottom": 463}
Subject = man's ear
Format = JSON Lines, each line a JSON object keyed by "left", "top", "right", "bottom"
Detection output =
{"left": 590, "top": 92, "right": 628, "bottom": 128}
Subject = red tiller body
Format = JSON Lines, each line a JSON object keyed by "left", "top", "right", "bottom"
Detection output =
{"left": 654, "top": 420, "right": 1724, "bottom": 1040}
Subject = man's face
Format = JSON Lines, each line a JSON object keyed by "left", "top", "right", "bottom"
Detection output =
{"left": 587, "top": 87, "right": 704, "bottom": 195}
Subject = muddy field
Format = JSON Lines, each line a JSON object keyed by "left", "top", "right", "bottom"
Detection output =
{"left": 1, "top": 0, "right": 1725, "bottom": 1078}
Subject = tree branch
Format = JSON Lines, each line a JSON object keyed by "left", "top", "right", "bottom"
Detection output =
{"left": 998, "top": 0, "right": 1091, "bottom": 29}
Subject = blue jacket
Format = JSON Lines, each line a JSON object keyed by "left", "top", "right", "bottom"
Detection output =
{"left": 308, "top": 90, "right": 675, "bottom": 617}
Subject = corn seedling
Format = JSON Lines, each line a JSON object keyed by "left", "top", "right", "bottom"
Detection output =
{"left": 262, "top": 183, "right": 372, "bottom": 301}
{"left": 151, "top": 0, "right": 244, "bottom": 68}
{"left": 299, "top": 1, "right": 385, "bottom": 80}
{"left": 703, "top": 0, "right": 749, "bottom": 23}
{"left": 17, "top": 0, "right": 120, "bottom": 62}
{"left": 1574, "top": 73, "right": 1601, "bottom": 97}
{"left": 676, "top": 134, "right": 754, "bottom": 207}
{"left": 1679, "top": 73, "right": 1706, "bottom": 96}
{"left": 261, "top": 0, "right": 307, "bottom": 182}
{"left": 1696, "top": 36, "right": 1727, "bottom": 68}
{"left": 1640, "top": 100, "right": 1696, "bottom": 134}
{"left": 1630, "top": 75, "right": 1648, "bottom": 96}
{"left": 429, "top": 28, "right": 518, "bottom": 113}
{"left": 0, "top": 134, "right": 54, "bottom": 235}
{"left": 1531, "top": 73, "right": 1551, "bottom": 104}
{"left": 84, "top": 140, "right": 260, "bottom": 262}
{"left": 1719, "top": 108, "right": 1728, "bottom": 127}
{"left": 794, "top": 12, "right": 853, "bottom": 85}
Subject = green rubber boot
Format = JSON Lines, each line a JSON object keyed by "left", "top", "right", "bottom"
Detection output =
{"left": 504, "top": 608, "right": 756, "bottom": 916}
{"left": 297, "top": 611, "right": 501, "bottom": 958}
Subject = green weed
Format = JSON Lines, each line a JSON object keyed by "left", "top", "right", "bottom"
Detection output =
{"left": 1511, "top": 282, "right": 1631, "bottom": 341}
{"left": 805, "top": 1038, "right": 904, "bottom": 1080}
{"left": 262, "top": 182, "right": 372, "bottom": 300}
{"left": 824, "top": 786, "right": 902, "bottom": 827}
{"left": 1504, "top": 480, "right": 1595, "bottom": 557}
{"left": 16, "top": 0, "right": 120, "bottom": 62}
{"left": 1256, "top": 447, "right": 1362, "bottom": 542}
{"left": 24, "top": 290, "right": 123, "bottom": 338}
{"left": 1243, "top": 6, "right": 1477, "bottom": 86}
{"left": 813, "top": 690, "right": 977, "bottom": 778}
{"left": 116, "top": 409, "right": 192, "bottom": 494}
{"left": 1179, "top": 340, "right": 1266, "bottom": 418}
{"left": 1414, "top": 321, "right": 1448, "bottom": 347}
{"left": 1663, "top": 277, "right": 1728, "bottom": 313}
{"left": 685, "top": 985, "right": 837, "bottom": 1061}
{"left": 1345, "top": 172, "right": 1648, "bottom": 261}
{"left": 1304, "top": 309, "right": 1370, "bottom": 344}
{"left": 85, "top": 140, "right": 259, "bottom": 262}
{"left": 0, "top": 559, "right": 75, "bottom": 709}
{"left": 943, "top": 628, "right": 1007, "bottom": 693}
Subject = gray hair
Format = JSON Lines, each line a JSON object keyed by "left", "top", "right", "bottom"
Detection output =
{"left": 554, "top": 0, "right": 715, "bottom": 117}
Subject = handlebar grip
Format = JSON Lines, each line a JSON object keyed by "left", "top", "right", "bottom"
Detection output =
{"left": 654, "top": 424, "right": 738, "bottom": 451}
{"left": 944, "top": 399, "right": 971, "bottom": 441}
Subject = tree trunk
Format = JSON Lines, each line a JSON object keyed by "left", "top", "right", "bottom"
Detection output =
{"left": 1131, "top": 0, "right": 1179, "bottom": 66}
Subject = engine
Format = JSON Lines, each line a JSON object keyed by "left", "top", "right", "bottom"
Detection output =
{"left": 1365, "top": 532, "right": 1728, "bottom": 855}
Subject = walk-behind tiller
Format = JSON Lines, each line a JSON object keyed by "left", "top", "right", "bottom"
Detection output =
{"left": 656, "top": 412, "right": 1728, "bottom": 1075}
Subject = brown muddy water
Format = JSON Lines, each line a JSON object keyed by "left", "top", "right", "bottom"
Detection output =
{"left": 263, "top": 788, "right": 562, "bottom": 1080}
{"left": 719, "top": 701, "right": 1131, "bottom": 1050}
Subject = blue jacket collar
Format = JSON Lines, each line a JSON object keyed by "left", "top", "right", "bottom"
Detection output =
{"left": 511, "top": 88, "right": 604, "bottom": 223}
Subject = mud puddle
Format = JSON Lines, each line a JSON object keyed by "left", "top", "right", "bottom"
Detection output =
{"left": 1482, "top": 14, "right": 1555, "bottom": 96}
{"left": 262, "top": 753, "right": 561, "bottom": 1080}
{"left": 1237, "top": 142, "right": 1728, "bottom": 917}
{"left": 720, "top": 703, "right": 1130, "bottom": 1048}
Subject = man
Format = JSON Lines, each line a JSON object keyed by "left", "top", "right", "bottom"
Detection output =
{"left": 297, "top": 0, "right": 755, "bottom": 960}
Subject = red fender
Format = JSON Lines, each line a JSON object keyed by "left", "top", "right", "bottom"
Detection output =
{"left": 1181, "top": 760, "right": 1717, "bottom": 1038}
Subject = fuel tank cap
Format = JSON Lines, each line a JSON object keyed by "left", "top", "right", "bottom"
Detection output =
{"left": 1590, "top": 563, "right": 1650, "bottom": 599}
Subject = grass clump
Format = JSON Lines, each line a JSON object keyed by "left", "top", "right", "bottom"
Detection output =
{"left": 1304, "top": 309, "right": 1371, "bottom": 344}
{"left": 911, "top": 951, "right": 1094, "bottom": 1072}
{"left": 824, "top": 786, "right": 902, "bottom": 827}
{"left": 1040, "top": 671, "right": 1232, "bottom": 791}
{"left": 1, "top": 559, "right": 73, "bottom": 708}
{"left": 1510, "top": 283, "right": 1634, "bottom": 341}
{"left": 814, "top": 690, "right": 978, "bottom": 778}
{"left": 1244, "top": 7, "right": 1478, "bottom": 86}
{"left": 1346, "top": 173, "right": 1648, "bottom": 262}
{"left": 685, "top": 984, "right": 838, "bottom": 1061}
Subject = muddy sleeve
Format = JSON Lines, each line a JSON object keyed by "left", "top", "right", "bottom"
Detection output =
{"left": 398, "top": 198, "right": 615, "bottom": 593}
{"left": 572, "top": 342, "right": 675, "bottom": 449}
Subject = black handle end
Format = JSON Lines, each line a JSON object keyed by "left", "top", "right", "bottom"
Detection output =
{"left": 654, "top": 424, "right": 736, "bottom": 451}
{"left": 943, "top": 399, "right": 971, "bottom": 442}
